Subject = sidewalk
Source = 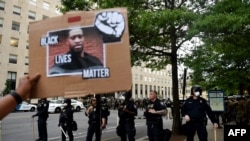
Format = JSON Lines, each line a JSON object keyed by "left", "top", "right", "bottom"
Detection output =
{"left": 136, "top": 124, "right": 224, "bottom": 141}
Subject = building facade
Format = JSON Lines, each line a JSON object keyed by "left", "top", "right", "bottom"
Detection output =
{"left": 130, "top": 65, "right": 173, "bottom": 100}
{"left": 0, "top": 0, "right": 61, "bottom": 95}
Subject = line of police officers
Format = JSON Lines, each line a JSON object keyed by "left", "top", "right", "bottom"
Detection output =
{"left": 31, "top": 85, "right": 219, "bottom": 141}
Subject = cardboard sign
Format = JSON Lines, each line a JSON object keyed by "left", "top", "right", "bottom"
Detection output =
{"left": 29, "top": 8, "right": 132, "bottom": 98}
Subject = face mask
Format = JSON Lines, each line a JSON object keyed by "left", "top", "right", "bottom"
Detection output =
{"left": 194, "top": 91, "right": 200, "bottom": 96}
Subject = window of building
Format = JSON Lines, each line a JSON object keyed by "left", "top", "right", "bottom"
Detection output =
{"left": 135, "top": 84, "right": 138, "bottom": 95}
{"left": 42, "top": 15, "right": 49, "bottom": 19}
{"left": 0, "top": 18, "right": 3, "bottom": 27}
{"left": 28, "top": 11, "right": 36, "bottom": 20}
{"left": 26, "top": 41, "right": 29, "bottom": 49}
{"left": 43, "top": 2, "right": 50, "bottom": 10}
{"left": 25, "top": 57, "right": 29, "bottom": 65}
{"left": 134, "top": 74, "right": 138, "bottom": 80}
{"left": 10, "top": 38, "right": 19, "bottom": 47}
{"left": 7, "top": 71, "right": 17, "bottom": 90}
{"left": 29, "top": 0, "right": 37, "bottom": 5}
{"left": 12, "top": 21, "right": 20, "bottom": 31}
{"left": 55, "top": 9, "right": 60, "bottom": 14}
{"left": 140, "top": 84, "right": 143, "bottom": 95}
{"left": 13, "top": 6, "right": 21, "bottom": 15}
{"left": 0, "top": 1, "right": 5, "bottom": 11}
{"left": 0, "top": 35, "right": 2, "bottom": 44}
{"left": 9, "top": 54, "right": 17, "bottom": 64}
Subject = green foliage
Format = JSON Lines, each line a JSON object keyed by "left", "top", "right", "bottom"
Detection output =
{"left": 2, "top": 80, "right": 11, "bottom": 96}
{"left": 183, "top": 0, "right": 250, "bottom": 95}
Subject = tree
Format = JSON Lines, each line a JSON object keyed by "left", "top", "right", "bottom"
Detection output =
{"left": 59, "top": 0, "right": 209, "bottom": 134}
{"left": 183, "top": 0, "right": 250, "bottom": 95}
{"left": 2, "top": 80, "right": 12, "bottom": 96}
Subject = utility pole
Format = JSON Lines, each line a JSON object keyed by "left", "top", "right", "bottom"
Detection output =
{"left": 182, "top": 68, "right": 187, "bottom": 101}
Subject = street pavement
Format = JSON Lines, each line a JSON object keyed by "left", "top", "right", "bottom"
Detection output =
{"left": 136, "top": 122, "right": 224, "bottom": 141}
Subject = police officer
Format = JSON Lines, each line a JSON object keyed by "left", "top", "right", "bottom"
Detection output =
{"left": 85, "top": 98, "right": 106, "bottom": 141}
{"left": 144, "top": 90, "right": 166, "bottom": 141}
{"left": 101, "top": 98, "right": 110, "bottom": 125}
{"left": 58, "top": 99, "right": 74, "bottom": 141}
{"left": 165, "top": 98, "right": 173, "bottom": 120}
{"left": 181, "top": 85, "right": 218, "bottom": 141}
{"left": 117, "top": 91, "right": 138, "bottom": 141}
{"left": 32, "top": 98, "right": 49, "bottom": 141}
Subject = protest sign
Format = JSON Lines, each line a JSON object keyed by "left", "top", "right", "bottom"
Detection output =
{"left": 29, "top": 8, "right": 132, "bottom": 98}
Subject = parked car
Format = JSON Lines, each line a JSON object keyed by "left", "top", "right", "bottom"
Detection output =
{"left": 15, "top": 101, "right": 37, "bottom": 112}
{"left": 48, "top": 99, "right": 85, "bottom": 113}
{"left": 71, "top": 99, "right": 85, "bottom": 112}
{"left": 48, "top": 99, "right": 64, "bottom": 113}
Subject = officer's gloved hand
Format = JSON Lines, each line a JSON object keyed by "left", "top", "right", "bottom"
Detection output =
{"left": 32, "top": 115, "right": 35, "bottom": 118}
{"left": 144, "top": 109, "right": 150, "bottom": 117}
{"left": 85, "top": 112, "right": 88, "bottom": 117}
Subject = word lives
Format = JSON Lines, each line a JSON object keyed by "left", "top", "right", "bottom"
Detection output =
{"left": 224, "top": 125, "right": 250, "bottom": 141}
{"left": 83, "top": 68, "right": 110, "bottom": 79}
{"left": 54, "top": 54, "right": 71, "bottom": 64}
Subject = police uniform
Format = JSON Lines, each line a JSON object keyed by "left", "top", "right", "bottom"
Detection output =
{"left": 59, "top": 99, "right": 74, "bottom": 141}
{"left": 85, "top": 105, "right": 105, "bottom": 141}
{"left": 101, "top": 98, "right": 110, "bottom": 125}
{"left": 118, "top": 97, "right": 138, "bottom": 141}
{"left": 181, "top": 86, "right": 217, "bottom": 141}
{"left": 144, "top": 98, "right": 166, "bottom": 141}
{"left": 32, "top": 98, "right": 49, "bottom": 141}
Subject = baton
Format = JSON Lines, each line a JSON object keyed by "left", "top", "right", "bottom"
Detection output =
{"left": 32, "top": 117, "right": 35, "bottom": 140}
{"left": 214, "top": 128, "right": 217, "bottom": 141}
{"left": 59, "top": 126, "right": 68, "bottom": 138}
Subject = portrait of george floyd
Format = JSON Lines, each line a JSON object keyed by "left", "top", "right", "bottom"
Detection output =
{"left": 47, "top": 27, "right": 105, "bottom": 77}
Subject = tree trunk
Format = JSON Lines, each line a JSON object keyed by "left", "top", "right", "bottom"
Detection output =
{"left": 171, "top": 51, "right": 181, "bottom": 134}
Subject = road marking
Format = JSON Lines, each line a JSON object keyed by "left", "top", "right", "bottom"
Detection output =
{"left": 48, "top": 123, "right": 145, "bottom": 140}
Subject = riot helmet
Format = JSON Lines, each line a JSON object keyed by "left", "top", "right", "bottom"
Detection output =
{"left": 64, "top": 98, "right": 71, "bottom": 105}
{"left": 124, "top": 91, "right": 132, "bottom": 100}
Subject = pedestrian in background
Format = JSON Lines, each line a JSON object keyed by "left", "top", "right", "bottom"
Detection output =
{"left": 181, "top": 85, "right": 218, "bottom": 141}
{"left": 165, "top": 98, "right": 172, "bottom": 120}
{"left": 117, "top": 91, "right": 138, "bottom": 141}
{"left": 32, "top": 98, "right": 49, "bottom": 141}
{"left": 58, "top": 99, "right": 74, "bottom": 141}
{"left": 85, "top": 97, "right": 106, "bottom": 141}
{"left": 144, "top": 90, "right": 167, "bottom": 141}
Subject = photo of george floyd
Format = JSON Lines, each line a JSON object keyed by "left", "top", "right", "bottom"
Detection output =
{"left": 47, "top": 27, "right": 105, "bottom": 77}
{"left": 29, "top": 8, "right": 132, "bottom": 98}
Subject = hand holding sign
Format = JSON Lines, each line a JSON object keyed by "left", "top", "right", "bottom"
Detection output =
{"left": 95, "top": 11, "right": 125, "bottom": 38}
